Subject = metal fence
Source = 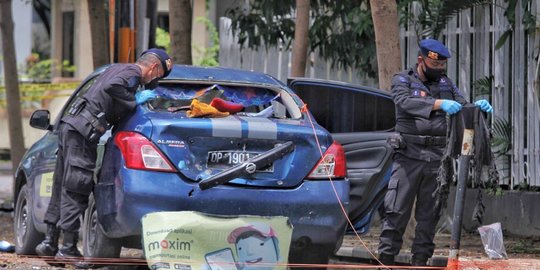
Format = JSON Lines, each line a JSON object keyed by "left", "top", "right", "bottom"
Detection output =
{"left": 218, "top": 0, "right": 540, "bottom": 188}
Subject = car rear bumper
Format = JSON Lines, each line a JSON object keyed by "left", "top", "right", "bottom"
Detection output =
{"left": 98, "top": 168, "right": 349, "bottom": 252}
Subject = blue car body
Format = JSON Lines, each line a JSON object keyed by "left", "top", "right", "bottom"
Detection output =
{"left": 15, "top": 65, "right": 374, "bottom": 263}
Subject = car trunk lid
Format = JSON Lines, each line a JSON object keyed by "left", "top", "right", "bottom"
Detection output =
{"left": 147, "top": 114, "right": 331, "bottom": 187}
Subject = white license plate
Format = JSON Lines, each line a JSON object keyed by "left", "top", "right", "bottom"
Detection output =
{"left": 206, "top": 151, "right": 274, "bottom": 172}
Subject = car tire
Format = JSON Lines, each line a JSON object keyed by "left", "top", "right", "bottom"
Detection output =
{"left": 83, "top": 195, "right": 122, "bottom": 262}
{"left": 14, "top": 184, "right": 44, "bottom": 255}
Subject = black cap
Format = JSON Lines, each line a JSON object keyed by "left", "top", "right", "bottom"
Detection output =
{"left": 140, "top": 48, "right": 173, "bottom": 77}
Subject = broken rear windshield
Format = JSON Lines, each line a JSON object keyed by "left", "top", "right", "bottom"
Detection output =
{"left": 147, "top": 83, "right": 301, "bottom": 119}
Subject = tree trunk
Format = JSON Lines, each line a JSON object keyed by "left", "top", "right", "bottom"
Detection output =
{"left": 0, "top": 0, "right": 26, "bottom": 175}
{"left": 291, "top": 0, "right": 310, "bottom": 77}
{"left": 169, "top": 0, "right": 192, "bottom": 65}
{"left": 88, "top": 0, "right": 110, "bottom": 68}
{"left": 369, "top": 0, "right": 401, "bottom": 91}
{"left": 370, "top": 0, "right": 416, "bottom": 249}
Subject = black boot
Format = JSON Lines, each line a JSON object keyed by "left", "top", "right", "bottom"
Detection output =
{"left": 378, "top": 253, "right": 395, "bottom": 269}
{"left": 411, "top": 253, "right": 429, "bottom": 268}
{"left": 55, "top": 231, "right": 94, "bottom": 269}
{"left": 35, "top": 223, "right": 60, "bottom": 256}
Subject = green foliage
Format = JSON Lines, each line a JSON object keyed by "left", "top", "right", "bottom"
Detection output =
{"left": 398, "top": 0, "right": 540, "bottom": 49}
{"left": 193, "top": 17, "right": 220, "bottom": 67}
{"left": 227, "top": 0, "right": 538, "bottom": 77}
{"left": 155, "top": 27, "right": 171, "bottom": 53}
{"left": 495, "top": 0, "right": 539, "bottom": 49}
{"left": 227, "top": 0, "right": 295, "bottom": 49}
{"left": 156, "top": 20, "right": 219, "bottom": 67}
{"left": 485, "top": 185, "right": 503, "bottom": 197}
{"left": 227, "top": 0, "right": 377, "bottom": 77}
{"left": 507, "top": 239, "right": 540, "bottom": 254}
{"left": 492, "top": 117, "right": 512, "bottom": 157}
{"left": 472, "top": 75, "right": 493, "bottom": 99}
{"left": 398, "top": 0, "right": 538, "bottom": 48}
{"left": 26, "top": 53, "right": 76, "bottom": 82}
{"left": 398, "top": 0, "right": 492, "bottom": 39}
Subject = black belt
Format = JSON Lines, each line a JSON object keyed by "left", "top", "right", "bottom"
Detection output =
{"left": 79, "top": 108, "right": 110, "bottom": 133}
{"left": 401, "top": 134, "right": 446, "bottom": 146}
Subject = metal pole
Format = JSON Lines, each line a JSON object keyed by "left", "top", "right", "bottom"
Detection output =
{"left": 448, "top": 112, "right": 475, "bottom": 269}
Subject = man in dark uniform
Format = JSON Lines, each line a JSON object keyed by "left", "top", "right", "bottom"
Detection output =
{"left": 35, "top": 48, "right": 172, "bottom": 266}
{"left": 377, "top": 39, "right": 493, "bottom": 267}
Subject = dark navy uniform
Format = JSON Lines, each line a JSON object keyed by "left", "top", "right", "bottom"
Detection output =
{"left": 44, "top": 64, "right": 141, "bottom": 232}
{"left": 37, "top": 49, "right": 172, "bottom": 265}
{"left": 378, "top": 40, "right": 468, "bottom": 265}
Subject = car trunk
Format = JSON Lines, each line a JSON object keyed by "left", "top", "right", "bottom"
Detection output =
{"left": 146, "top": 113, "right": 332, "bottom": 188}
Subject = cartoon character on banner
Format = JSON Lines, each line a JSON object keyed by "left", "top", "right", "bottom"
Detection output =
{"left": 204, "top": 222, "right": 280, "bottom": 270}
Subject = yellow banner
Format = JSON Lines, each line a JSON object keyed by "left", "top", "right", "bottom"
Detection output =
{"left": 0, "top": 82, "right": 80, "bottom": 93}
{"left": 142, "top": 211, "right": 293, "bottom": 270}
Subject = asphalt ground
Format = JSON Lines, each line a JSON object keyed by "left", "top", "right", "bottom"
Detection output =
{"left": 1, "top": 171, "right": 539, "bottom": 269}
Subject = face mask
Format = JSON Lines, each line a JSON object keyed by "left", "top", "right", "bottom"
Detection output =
{"left": 422, "top": 60, "right": 445, "bottom": 82}
{"left": 144, "top": 78, "right": 159, "bottom": 90}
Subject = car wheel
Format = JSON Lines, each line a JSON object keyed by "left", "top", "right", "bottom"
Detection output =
{"left": 83, "top": 196, "right": 122, "bottom": 261}
{"left": 14, "top": 184, "right": 44, "bottom": 255}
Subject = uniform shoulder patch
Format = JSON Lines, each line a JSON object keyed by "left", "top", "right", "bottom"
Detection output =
{"left": 398, "top": 76, "right": 408, "bottom": 83}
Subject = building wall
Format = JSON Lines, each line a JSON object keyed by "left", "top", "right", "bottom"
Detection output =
{"left": 12, "top": 1, "right": 33, "bottom": 71}
{"left": 0, "top": 1, "right": 32, "bottom": 79}
{"left": 74, "top": 0, "right": 94, "bottom": 79}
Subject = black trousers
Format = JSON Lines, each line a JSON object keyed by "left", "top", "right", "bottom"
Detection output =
{"left": 43, "top": 123, "right": 97, "bottom": 233}
{"left": 378, "top": 153, "right": 442, "bottom": 258}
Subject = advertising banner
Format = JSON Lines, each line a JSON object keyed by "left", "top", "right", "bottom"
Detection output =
{"left": 142, "top": 211, "right": 292, "bottom": 270}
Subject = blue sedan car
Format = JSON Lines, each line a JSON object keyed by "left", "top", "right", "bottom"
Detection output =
{"left": 13, "top": 65, "right": 395, "bottom": 267}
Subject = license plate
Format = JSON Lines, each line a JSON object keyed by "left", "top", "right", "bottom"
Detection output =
{"left": 206, "top": 151, "right": 274, "bottom": 172}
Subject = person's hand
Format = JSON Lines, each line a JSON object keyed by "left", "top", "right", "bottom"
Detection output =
{"left": 474, "top": 99, "right": 493, "bottom": 113}
{"left": 440, "top": 100, "right": 462, "bottom": 115}
{"left": 135, "top": 90, "right": 157, "bottom": 104}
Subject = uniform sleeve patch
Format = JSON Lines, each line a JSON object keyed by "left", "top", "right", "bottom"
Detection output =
{"left": 412, "top": 90, "right": 427, "bottom": 97}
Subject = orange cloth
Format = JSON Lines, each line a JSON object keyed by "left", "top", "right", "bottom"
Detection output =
{"left": 187, "top": 99, "right": 229, "bottom": 118}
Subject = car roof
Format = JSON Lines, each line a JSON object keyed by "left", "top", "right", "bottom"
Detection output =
{"left": 93, "top": 64, "right": 285, "bottom": 88}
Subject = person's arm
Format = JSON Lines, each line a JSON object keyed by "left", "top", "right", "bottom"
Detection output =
{"left": 433, "top": 99, "right": 443, "bottom": 110}
{"left": 449, "top": 80, "right": 468, "bottom": 105}
{"left": 391, "top": 74, "right": 436, "bottom": 119}
{"left": 103, "top": 76, "right": 138, "bottom": 110}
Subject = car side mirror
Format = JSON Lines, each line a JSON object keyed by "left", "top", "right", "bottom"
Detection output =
{"left": 30, "top": 110, "right": 52, "bottom": 131}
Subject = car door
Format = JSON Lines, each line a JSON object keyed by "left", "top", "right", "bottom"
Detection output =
{"left": 288, "top": 78, "right": 396, "bottom": 232}
{"left": 30, "top": 75, "right": 100, "bottom": 230}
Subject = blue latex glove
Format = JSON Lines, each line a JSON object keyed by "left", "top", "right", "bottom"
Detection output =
{"left": 440, "top": 100, "right": 462, "bottom": 115}
{"left": 135, "top": 90, "right": 157, "bottom": 105}
{"left": 474, "top": 99, "right": 493, "bottom": 113}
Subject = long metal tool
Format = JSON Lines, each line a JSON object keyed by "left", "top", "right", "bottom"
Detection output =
{"left": 448, "top": 107, "right": 475, "bottom": 269}
{"left": 199, "top": 141, "right": 295, "bottom": 190}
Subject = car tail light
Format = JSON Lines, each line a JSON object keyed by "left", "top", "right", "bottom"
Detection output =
{"left": 114, "top": 131, "right": 177, "bottom": 172}
{"left": 307, "top": 141, "right": 346, "bottom": 179}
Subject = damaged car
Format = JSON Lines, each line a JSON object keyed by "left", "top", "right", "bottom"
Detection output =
{"left": 13, "top": 65, "right": 395, "bottom": 267}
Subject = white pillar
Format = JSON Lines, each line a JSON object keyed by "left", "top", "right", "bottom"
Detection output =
{"left": 74, "top": 0, "right": 94, "bottom": 78}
